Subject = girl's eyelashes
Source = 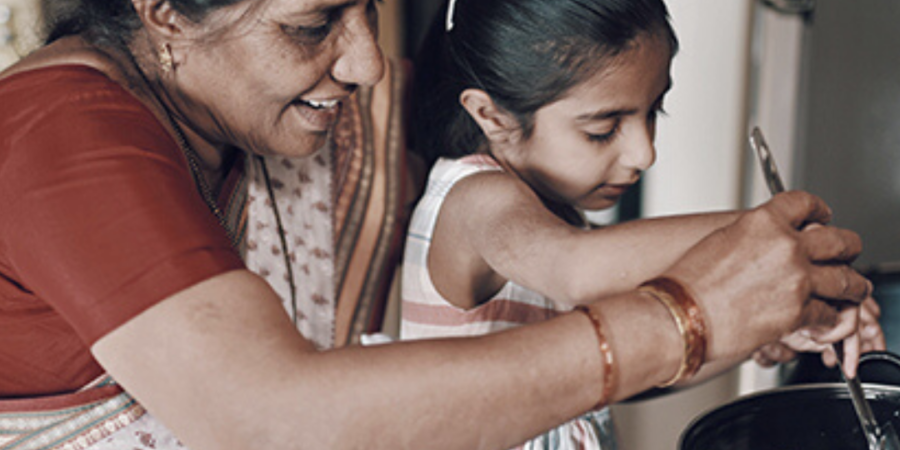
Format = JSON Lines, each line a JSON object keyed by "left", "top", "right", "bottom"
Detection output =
{"left": 585, "top": 120, "right": 620, "bottom": 144}
{"left": 586, "top": 128, "right": 618, "bottom": 144}
{"left": 583, "top": 103, "right": 667, "bottom": 144}
{"left": 649, "top": 100, "right": 668, "bottom": 121}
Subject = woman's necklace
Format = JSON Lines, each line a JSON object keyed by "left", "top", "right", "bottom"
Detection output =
{"left": 127, "top": 60, "right": 234, "bottom": 247}
{"left": 168, "top": 110, "right": 300, "bottom": 326}
{"left": 128, "top": 55, "right": 298, "bottom": 325}
{"left": 165, "top": 116, "right": 237, "bottom": 245}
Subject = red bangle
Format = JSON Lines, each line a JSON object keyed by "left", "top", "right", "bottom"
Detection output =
{"left": 639, "top": 276, "right": 708, "bottom": 387}
{"left": 574, "top": 305, "right": 616, "bottom": 409}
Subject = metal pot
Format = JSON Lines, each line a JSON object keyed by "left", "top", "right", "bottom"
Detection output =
{"left": 680, "top": 352, "right": 900, "bottom": 450}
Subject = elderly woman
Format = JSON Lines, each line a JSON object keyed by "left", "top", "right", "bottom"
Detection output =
{"left": 0, "top": 0, "right": 881, "bottom": 449}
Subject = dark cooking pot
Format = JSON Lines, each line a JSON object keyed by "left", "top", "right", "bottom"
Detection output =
{"left": 680, "top": 351, "right": 900, "bottom": 450}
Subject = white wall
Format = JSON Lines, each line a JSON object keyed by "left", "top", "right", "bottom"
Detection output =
{"left": 738, "top": 5, "right": 807, "bottom": 396}
{"left": 610, "top": 1, "right": 756, "bottom": 449}
{"left": 744, "top": 6, "right": 805, "bottom": 210}
{"left": 643, "top": 0, "right": 754, "bottom": 216}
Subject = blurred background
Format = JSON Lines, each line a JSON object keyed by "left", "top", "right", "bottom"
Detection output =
{"left": 2, "top": 0, "right": 898, "bottom": 448}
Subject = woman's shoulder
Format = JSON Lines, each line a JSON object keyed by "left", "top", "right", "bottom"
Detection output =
{"left": 0, "top": 40, "right": 179, "bottom": 194}
{"left": 0, "top": 36, "right": 126, "bottom": 83}
{"left": 0, "top": 64, "right": 129, "bottom": 115}
{"left": 0, "top": 41, "right": 160, "bottom": 139}
{"left": 0, "top": 38, "right": 147, "bottom": 117}
{"left": 1, "top": 39, "right": 141, "bottom": 111}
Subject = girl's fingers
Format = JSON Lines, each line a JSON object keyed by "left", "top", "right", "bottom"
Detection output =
{"left": 807, "top": 305, "right": 860, "bottom": 343}
{"left": 863, "top": 295, "right": 882, "bottom": 318}
{"left": 780, "top": 330, "right": 829, "bottom": 353}
{"left": 753, "top": 349, "right": 777, "bottom": 368}
{"left": 859, "top": 297, "right": 886, "bottom": 352}
{"left": 754, "top": 342, "right": 798, "bottom": 367}
{"left": 821, "top": 343, "right": 838, "bottom": 368}
{"left": 839, "top": 333, "right": 862, "bottom": 379}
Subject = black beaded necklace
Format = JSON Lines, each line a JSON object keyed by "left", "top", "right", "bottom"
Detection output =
{"left": 129, "top": 52, "right": 299, "bottom": 326}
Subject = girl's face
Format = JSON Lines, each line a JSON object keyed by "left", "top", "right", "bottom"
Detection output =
{"left": 169, "top": 0, "right": 384, "bottom": 157}
{"left": 498, "top": 32, "right": 672, "bottom": 212}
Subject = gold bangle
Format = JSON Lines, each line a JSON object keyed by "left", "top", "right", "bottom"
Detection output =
{"left": 639, "top": 276, "right": 708, "bottom": 387}
{"left": 574, "top": 305, "right": 616, "bottom": 409}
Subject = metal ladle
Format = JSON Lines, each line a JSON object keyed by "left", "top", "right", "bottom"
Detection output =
{"left": 749, "top": 127, "right": 900, "bottom": 450}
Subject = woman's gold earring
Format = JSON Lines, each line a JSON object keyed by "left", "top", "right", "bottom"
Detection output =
{"left": 158, "top": 43, "right": 174, "bottom": 74}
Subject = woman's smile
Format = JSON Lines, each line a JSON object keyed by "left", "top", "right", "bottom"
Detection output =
{"left": 290, "top": 98, "right": 342, "bottom": 132}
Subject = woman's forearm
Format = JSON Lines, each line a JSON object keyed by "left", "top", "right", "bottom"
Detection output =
{"left": 93, "top": 192, "right": 871, "bottom": 450}
{"left": 93, "top": 271, "right": 686, "bottom": 450}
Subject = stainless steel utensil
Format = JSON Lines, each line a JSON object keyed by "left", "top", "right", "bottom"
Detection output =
{"left": 833, "top": 343, "right": 899, "bottom": 450}
{"left": 749, "top": 126, "right": 900, "bottom": 450}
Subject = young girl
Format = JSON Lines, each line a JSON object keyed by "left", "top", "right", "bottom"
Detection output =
{"left": 400, "top": 0, "right": 883, "bottom": 448}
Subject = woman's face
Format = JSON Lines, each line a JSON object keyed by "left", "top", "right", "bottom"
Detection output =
{"left": 169, "top": 0, "right": 384, "bottom": 157}
{"left": 499, "top": 32, "right": 672, "bottom": 212}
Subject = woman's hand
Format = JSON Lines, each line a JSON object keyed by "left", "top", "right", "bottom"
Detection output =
{"left": 662, "top": 191, "right": 871, "bottom": 367}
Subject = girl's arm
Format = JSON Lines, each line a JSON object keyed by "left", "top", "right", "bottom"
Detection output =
{"left": 429, "top": 170, "right": 738, "bottom": 308}
{"left": 430, "top": 172, "right": 885, "bottom": 375}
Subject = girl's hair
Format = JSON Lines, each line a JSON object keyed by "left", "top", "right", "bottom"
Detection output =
{"left": 40, "top": 0, "right": 246, "bottom": 49}
{"left": 411, "top": 0, "right": 678, "bottom": 165}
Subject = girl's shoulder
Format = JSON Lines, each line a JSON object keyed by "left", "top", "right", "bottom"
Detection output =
{"left": 426, "top": 155, "right": 503, "bottom": 187}
{"left": 454, "top": 154, "right": 502, "bottom": 168}
{"left": 433, "top": 156, "right": 539, "bottom": 216}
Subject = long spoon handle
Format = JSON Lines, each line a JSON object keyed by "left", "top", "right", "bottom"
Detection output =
{"left": 749, "top": 127, "right": 892, "bottom": 450}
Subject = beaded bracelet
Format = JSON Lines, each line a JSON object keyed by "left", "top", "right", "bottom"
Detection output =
{"left": 574, "top": 305, "right": 616, "bottom": 410}
{"left": 639, "top": 276, "right": 709, "bottom": 387}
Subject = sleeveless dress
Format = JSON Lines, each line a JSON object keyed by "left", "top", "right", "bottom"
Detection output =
{"left": 401, "top": 155, "right": 618, "bottom": 450}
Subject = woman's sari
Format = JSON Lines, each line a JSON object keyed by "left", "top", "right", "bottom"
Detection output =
{"left": 0, "top": 58, "right": 413, "bottom": 450}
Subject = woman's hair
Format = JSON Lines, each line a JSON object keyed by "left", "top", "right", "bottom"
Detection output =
{"left": 40, "top": 0, "right": 245, "bottom": 49}
{"left": 411, "top": 0, "right": 679, "bottom": 165}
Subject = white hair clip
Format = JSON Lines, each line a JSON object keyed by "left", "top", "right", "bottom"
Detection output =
{"left": 446, "top": 0, "right": 459, "bottom": 31}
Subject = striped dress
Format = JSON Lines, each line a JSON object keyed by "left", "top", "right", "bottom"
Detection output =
{"left": 401, "top": 155, "right": 618, "bottom": 450}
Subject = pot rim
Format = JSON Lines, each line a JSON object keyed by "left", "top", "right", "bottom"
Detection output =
{"left": 678, "top": 381, "right": 900, "bottom": 448}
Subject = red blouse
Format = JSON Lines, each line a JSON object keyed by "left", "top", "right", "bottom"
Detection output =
{"left": 0, "top": 66, "right": 245, "bottom": 397}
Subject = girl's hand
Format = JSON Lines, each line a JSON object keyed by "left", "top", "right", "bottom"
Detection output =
{"left": 817, "top": 296, "right": 886, "bottom": 377}
{"left": 753, "top": 296, "right": 886, "bottom": 377}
